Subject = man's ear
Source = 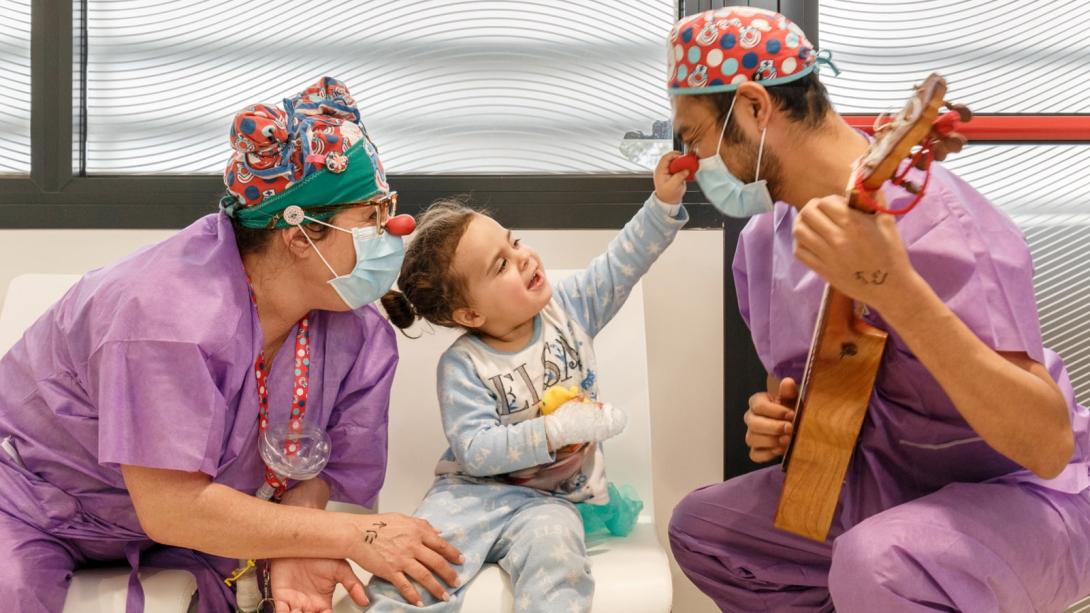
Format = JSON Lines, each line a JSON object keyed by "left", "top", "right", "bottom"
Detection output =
{"left": 452, "top": 306, "right": 485, "bottom": 329}
{"left": 735, "top": 81, "right": 774, "bottom": 131}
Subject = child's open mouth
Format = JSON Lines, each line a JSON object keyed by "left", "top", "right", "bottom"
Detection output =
{"left": 527, "top": 269, "right": 544, "bottom": 290}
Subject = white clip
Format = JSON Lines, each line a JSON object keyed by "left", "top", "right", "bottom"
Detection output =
{"left": 282, "top": 205, "right": 306, "bottom": 227}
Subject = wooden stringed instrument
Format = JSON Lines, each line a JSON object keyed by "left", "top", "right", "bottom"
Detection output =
{"left": 774, "top": 73, "right": 972, "bottom": 542}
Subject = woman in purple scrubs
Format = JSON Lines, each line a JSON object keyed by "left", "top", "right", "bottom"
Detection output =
{"left": 0, "top": 77, "right": 461, "bottom": 613}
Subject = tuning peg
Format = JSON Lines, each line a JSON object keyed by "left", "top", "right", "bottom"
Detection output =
{"left": 932, "top": 111, "right": 962, "bottom": 137}
{"left": 934, "top": 139, "right": 958, "bottom": 161}
{"left": 944, "top": 101, "right": 973, "bottom": 122}
{"left": 943, "top": 134, "right": 967, "bottom": 154}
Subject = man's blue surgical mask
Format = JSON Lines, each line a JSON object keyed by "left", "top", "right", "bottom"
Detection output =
{"left": 694, "top": 95, "right": 774, "bottom": 218}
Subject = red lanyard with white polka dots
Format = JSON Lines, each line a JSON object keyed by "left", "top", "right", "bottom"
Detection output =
{"left": 247, "top": 278, "right": 311, "bottom": 498}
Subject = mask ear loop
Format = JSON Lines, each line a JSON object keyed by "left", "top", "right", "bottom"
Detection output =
{"left": 755, "top": 126, "right": 773, "bottom": 212}
{"left": 300, "top": 211, "right": 380, "bottom": 241}
{"left": 714, "top": 95, "right": 739, "bottom": 158}
{"left": 755, "top": 126, "right": 767, "bottom": 183}
{"left": 282, "top": 205, "right": 343, "bottom": 280}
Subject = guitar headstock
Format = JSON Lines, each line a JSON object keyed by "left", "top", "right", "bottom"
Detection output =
{"left": 851, "top": 73, "right": 972, "bottom": 213}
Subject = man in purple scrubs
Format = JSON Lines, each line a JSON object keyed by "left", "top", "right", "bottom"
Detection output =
{"left": 0, "top": 77, "right": 461, "bottom": 612}
{"left": 664, "top": 7, "right": 1090, "bottom": 611}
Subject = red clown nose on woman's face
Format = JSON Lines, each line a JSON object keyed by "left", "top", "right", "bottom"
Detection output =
{"left": 384, "top": 214, "right": 416, "bottom": 237}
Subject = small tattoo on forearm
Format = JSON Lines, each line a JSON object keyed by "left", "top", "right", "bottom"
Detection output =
{"left": 854, "top": 270, "right": 889, "bottom": 285}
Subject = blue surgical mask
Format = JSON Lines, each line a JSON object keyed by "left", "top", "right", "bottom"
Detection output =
{"left": 694, "top": 96, "right": 774, "bottom": 218}
{"left": 294, "top": 212, "right": 405, "bottom": 310}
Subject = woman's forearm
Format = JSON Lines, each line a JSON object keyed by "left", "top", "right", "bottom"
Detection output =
{"left": 123, "top": 466, "right": 361, "bottom": 561}
{"left": 877, "top": 272, "right": 1073, "bottom": 478}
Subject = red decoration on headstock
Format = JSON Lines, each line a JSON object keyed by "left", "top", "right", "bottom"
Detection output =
{"left": 851, "top": 74, "right": 972, "bottom": 216}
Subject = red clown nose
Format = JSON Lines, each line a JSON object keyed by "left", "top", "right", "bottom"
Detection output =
{"left": 384, "top": 214, "right": 416, "bottom": 236}
{"left": 668, "top": 153, "right": 700, "bottom": 181}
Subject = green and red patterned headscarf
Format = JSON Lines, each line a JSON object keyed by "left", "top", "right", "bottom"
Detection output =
{"left": 220, "top": 77, "right": 390, "bottom": 229}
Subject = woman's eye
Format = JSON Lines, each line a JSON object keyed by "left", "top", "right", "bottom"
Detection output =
{"left": 499, "top": 259, "right": 507, "bottom": 273}
{"left": 513, "top": 239, "right": 521, "bottom": 248}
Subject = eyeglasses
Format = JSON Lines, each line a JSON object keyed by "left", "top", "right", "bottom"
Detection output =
{"left": 268, "top": 191, "right": 399, "bottom": 233}
{"left": 350, "top": 191, "right": 398, "bottom": 234}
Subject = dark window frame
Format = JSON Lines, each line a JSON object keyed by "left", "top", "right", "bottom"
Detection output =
{"left": 2, "top": 0, "right": 724, "bottom": 230}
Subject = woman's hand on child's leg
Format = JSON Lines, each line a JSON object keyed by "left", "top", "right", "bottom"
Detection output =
{"left": 347, "top": 512, "right": 464, "bottom": 606}
{"left": 543, "top": 400, "right": 628, "bottom": 450}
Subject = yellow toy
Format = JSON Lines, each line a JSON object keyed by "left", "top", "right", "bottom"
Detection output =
{"left": 538, "top": 385, "right": 583, "bottom": 416}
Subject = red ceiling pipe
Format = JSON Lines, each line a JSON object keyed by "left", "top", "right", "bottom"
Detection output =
{"left": 843, "top": 114, "right": 1090, "bottom": 142}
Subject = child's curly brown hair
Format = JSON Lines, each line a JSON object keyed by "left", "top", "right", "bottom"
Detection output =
{"left": 381, "top": 196, "right": 482, "bottom": 331}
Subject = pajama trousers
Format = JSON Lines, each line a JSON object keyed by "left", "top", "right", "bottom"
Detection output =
{"left": 367, "top": 476, "right": 594, "bottom": 612}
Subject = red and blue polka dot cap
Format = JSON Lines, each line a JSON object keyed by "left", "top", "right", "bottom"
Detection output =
{"left": 667, "top": 6, "right": 838, "bottom": 95}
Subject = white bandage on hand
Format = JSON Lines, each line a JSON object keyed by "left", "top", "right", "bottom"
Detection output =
{"left": 542, "top": 400, "right": 628, "bottom": 449}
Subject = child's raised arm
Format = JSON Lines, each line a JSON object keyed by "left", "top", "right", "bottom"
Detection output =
{"left": 555, "top": 153, "right": 690, "bottom": 337}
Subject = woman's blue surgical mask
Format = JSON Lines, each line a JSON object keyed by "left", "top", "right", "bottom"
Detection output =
{"left": 694, "top": 95, "right": 774, "bottom": 218}
{"left": 285, "top": 206, "right": 405, "bottom": 310}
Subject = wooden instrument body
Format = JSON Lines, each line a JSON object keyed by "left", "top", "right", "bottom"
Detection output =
{"left": 773, "top": 74, "right": 954, "bottom": 543}
{"left": 773, "top": 287, "right": 887, "bottom": 541}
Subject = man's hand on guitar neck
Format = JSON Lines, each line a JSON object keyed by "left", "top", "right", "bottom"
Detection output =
{"left": 744, "top": 376, "right": 798, "bottom": 463}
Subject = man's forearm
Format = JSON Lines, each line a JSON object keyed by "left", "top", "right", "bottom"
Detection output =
{"left": 876, "top": 272, "right": 1073, "bottom": 478}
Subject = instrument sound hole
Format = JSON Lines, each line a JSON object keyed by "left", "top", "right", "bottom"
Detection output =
{"left": 839, "top": 343, "right": 858, "bottom": 359}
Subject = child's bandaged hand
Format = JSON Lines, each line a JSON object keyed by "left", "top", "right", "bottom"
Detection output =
{"left": 543, "top": 400, "right": 627, "bottom": 449}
